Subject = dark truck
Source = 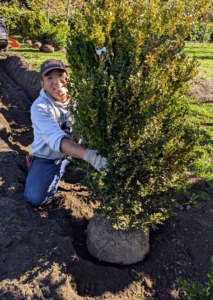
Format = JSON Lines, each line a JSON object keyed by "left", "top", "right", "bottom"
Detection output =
{"left": 0, "top": 16, "right": 8, "bottom": 50}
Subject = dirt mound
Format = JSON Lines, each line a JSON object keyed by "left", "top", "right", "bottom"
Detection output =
{"left": 4, "top": 52, "right": 41, "bottom": 100}
{"left": 187, "top": 78, "right": 213, "bottom": 104}
{"left": 0, "top": 53, "right": 213, "bottom": 300}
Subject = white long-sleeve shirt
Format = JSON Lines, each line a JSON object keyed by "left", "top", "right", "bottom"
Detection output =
{"left": 30, "top": 89, "right": 73, "bottom": 160}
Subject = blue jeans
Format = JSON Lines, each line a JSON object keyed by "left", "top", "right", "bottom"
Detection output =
{"left": 24, "top": 157, "right": 71, "bottom": 207}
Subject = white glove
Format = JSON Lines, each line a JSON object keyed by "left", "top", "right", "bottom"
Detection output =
{"left": 83, "top": 149, "right": 107, "bottom": 172}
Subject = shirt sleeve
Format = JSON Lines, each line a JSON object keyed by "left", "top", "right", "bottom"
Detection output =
{"left": 31, "top": 102, "right": 70, "bottom": 153}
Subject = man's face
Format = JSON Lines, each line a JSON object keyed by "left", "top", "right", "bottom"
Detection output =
{"left": 40, "top": 69, "right": 69, "bottom": 103}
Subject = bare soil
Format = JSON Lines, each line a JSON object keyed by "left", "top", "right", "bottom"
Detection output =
{"left": 0, "top": 52, "right": 213, "bottom": 300}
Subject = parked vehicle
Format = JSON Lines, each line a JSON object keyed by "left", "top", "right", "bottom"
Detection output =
{"left": 0, "top": 16, "right": 8, "bottom": 50}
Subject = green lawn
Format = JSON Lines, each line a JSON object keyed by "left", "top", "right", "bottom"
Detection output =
{"left": 10, "top": 42, "right": 67, "bottom": 72}
{"left": 182, "top": 43, "right": 213, "bottom": 180}
{"left": 184, "top": 42, "right": 213, "bottom": 79}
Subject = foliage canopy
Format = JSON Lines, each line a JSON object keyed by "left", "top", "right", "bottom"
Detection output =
{"left": 66, "top": 0, "right": 209, "bottom": 230}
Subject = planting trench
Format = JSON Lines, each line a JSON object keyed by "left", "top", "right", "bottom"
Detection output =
{"left": 0, "top": 52, "right": 213, "bottom": 300}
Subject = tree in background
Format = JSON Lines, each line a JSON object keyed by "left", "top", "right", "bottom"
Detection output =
{"left": 0, "top": 0, "right": 29, "bottom": 9}
{"left": 26, "top": 0, "right": 85, "bottom": 23}
{"left": 186, "top": 0, "right": 213, "bottom": 43}
{"left": 20, "top": 11, "right": 50, "bottom": 40}
{"left": 0, "top": 6, "right": 24, "bottom": 35}
{"left": 0, "top": 0, "right": 85, "bottom": 38}
{"left": 20, "top": 10, "right": 69, "bottom": 50}
{"left": 66, "top": 0, "right": 209, "bottom": 231}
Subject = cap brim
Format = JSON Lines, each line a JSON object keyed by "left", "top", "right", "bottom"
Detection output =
{"left": 41, "top": 67, "right": 67, "bottom": 76}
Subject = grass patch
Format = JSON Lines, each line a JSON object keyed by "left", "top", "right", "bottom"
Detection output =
{"left": 184, "top": 42, "right": 213, "bottom": 79}
{"left": 9, "top": 41, "right": 67, "bottom": 72}
{"left": 183, "top": 43, "right": 213, "bottom": 180}
{"left": 186, "top": 95, "right": 213, "bottom": 180}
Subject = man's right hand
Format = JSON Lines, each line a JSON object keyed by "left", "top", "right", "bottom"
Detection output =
{"left": 83, "top": 149, "right": 108, "bottom": 172}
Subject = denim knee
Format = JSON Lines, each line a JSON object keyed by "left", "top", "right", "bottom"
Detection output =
{"left": 24, "top": 187, "right": 47, "bottom": 207}
{"left": 23, "top": 157, "right": 61, "bottom": 207}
